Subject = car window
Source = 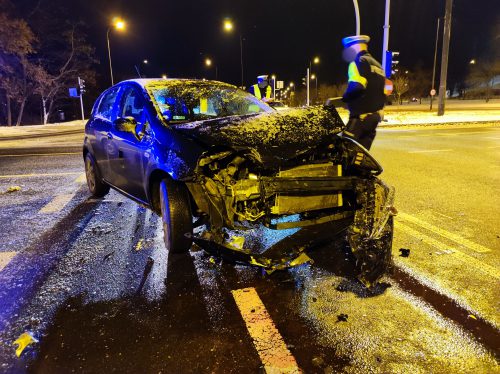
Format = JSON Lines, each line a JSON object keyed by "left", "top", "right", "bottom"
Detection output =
{"left": 149, "top": 85, "right": 273, "bottom": 123}
{"left": 118, "top": 86, "right": 145, "bottom": 124}
{"left": 96, "top": 87, "right": 120, "bottom": 121}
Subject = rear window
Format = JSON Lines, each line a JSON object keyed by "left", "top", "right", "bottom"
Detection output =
{"left": 96, "top": 87, "right": 120, "bottom": 120}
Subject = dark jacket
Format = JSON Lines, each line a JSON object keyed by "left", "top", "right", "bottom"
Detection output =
{"left": 342, "top": 51, "right": 386, "bottom": 117}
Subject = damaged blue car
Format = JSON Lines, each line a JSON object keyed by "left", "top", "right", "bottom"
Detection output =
{"left": 83, "top": 79, "right": 395, "bottom": 286}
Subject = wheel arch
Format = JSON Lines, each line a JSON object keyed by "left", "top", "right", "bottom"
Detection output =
{"left": 147, "top": 169, "right": 197, "bottom": 215}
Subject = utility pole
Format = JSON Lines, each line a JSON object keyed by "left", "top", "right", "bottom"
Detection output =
{"left": 381, "top": 0, "right": 391, "bottom": 75}
{"left": 430, "top": 18, "right": 440, "bottom": 110}
{"left": 306, "top": 68, "right": 310, "bottom": 106}
{"left": 437, "top": 0, "right": 453, "bottom": 116}
{"left": 78, "top": 77, "right": 85, "bottom": 121}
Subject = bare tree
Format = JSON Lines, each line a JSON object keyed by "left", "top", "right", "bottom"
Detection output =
{"left": 393, "top": 74, "right": 410, "bottom": 105}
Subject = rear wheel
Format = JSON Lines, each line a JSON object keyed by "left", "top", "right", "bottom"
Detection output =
{"left": 159, "top": 178, "right": 193, "bottom": 253}
{"left": 84, "top": 153, "right": 109, "bottom": 197}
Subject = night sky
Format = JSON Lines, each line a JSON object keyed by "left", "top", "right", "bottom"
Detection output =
{"left": 21, "top": 0, "right": 500, "bottom": 89}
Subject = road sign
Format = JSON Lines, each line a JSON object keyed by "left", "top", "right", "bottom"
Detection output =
{"left": 277, "top": 80, "right": 284, "bottom": 89}
{"left": 430, "top": 89, "right": 436, "bottom": 96}
{"left": 69, "top": 88, "right": 79, "bottom": 98}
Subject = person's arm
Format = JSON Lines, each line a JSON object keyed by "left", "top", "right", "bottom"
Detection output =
{"left": 342, "top": 61, "right": 367, "bottom": 102}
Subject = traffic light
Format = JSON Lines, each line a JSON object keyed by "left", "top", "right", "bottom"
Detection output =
{"left": 78, "top": 77, "right": 86, "bottom": 95}
{"left": 301, "top": 77, "right": 306, "bottom": 86}
{"left": 384, "top": 51, "right": 399, "bottom": 77}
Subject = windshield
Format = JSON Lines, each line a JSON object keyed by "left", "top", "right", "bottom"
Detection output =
{"left": 149, "top": 83, "right": 273, "bottom": 123}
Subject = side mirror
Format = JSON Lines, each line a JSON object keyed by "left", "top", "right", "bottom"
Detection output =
{"left": 114, "top": 116, "right": 137, "bottom": 133}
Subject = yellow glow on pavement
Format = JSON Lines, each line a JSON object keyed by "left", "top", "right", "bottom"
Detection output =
{"left": 232, "top": 288, "right": 299, "bottom": 373}
{"left": 74, "top": 173, "right": 86, "bottom": 184}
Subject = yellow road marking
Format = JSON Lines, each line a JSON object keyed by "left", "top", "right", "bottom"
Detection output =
{"left": 0, "top": 152, "right": 79, "bottom": 158}
{"left": 39, "top": 193, "right": 74, "bottom": 214}
{"left": 399, "top": 212, "right": 492, "bottom": 253}
{"left": 407, "top": 149, "right": 453, "bottom": 154}
{"left": 0, "top": 251, "right": 16, "bottom": 272}
{"left": 395, "top": 221, "right": 499, "bottom": 279}
{"left": 232, "top": 288, "right": 300, "bottom": 373}
{"left": 0, "top": 172, "right": 81, "bottom": 179}
{"left": 74, "top": 173, "right": 86, "bottom": 184}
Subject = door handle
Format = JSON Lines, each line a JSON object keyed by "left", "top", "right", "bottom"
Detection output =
{"left": 107, "top": 133, "right": 113, "bottom": 140}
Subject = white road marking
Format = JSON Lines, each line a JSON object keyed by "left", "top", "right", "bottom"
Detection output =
{"left": 232, "top": 287, "right": 300, "bottom": 373}
{"left": 74, "top": 173, "right": 86, "bottom": 184}
{"left": 0, "top": 152, "right": 80, "bottom": 158}
{"left": 0, "top": 251, "right": 17, "bottom": 272}
{"left": 407, "top": 149, "right": 453, "bottom": 154}
{"left": 395, "top": 222, "right": 499, "bottom": 279}
{"left": 0, "top": 172, "right": 81, "bottom": 179}
{"left": 39, "top": 193, "right": 75, "bottom": 214}
{"left": 399, "top": 212, "right": 492, "bottom": 253}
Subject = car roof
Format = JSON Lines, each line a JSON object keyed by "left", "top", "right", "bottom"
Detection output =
{"left": 120, "top": 78, "right": 236, "bottom": 90}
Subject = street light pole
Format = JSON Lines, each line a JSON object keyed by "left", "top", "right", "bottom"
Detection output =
{"left": 106, "top": 27, "right": 114, "bottom": 86}
{"left": 240, "top": 34, "right": 244, "bottom": 89}
{"left": 430, "top": 18, "right": 441, "bottom": 110}
{"left": 437, "top": 0, "right": 453, "bottom": 116}
{"left": 352, "top": 0, "right": 360, "bottom": 35}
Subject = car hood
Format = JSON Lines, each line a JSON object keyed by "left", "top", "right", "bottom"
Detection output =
{"left": 172, "top": 106, "right": 344, "bottom": 166}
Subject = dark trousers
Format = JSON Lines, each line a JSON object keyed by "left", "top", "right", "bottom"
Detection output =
{"left": 344, "top": 112, "right": 381, "bottom": 150}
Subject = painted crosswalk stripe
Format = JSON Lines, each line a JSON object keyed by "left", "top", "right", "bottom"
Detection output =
{"left": 395, "top": 221, "right": 499, "bottom": 279}
{"left": 407, "top": 149, "right": 453, "bottom": 154}
{"left": 0, "top": 172, "right": 81, "bottom": 179}
{"left": 0, "top": 152, "right": 80, "bottom": 158}
{"left": 399, "top": 212, "right": 492, "bottom": 253}
{"left": 0, "top": 252, "right": 17, "bottom": 272}
{"left": 39, "top": 194, "right": 75, "bottom": 214}
{"left": 232, "top": 287, "right": 300, "bottom": 374}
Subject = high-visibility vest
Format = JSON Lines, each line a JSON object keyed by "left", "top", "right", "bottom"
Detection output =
{"left": 251, "top": 84, "right": 272, "bottom": 99}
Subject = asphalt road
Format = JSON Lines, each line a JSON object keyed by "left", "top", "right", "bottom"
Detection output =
{"left": 0, "top": 124, "right": 499, "bottom": 373}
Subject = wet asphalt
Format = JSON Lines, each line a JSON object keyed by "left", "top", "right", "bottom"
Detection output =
{"left": 0, "top": 124, "right": 499, "bottom": 373}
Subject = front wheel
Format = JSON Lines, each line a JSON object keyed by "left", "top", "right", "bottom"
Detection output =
{"left": 159, "top": 178, "right": 193, "bottom": 253}
{"left": 84, "top": 153, "right": 109, "bottom": 197}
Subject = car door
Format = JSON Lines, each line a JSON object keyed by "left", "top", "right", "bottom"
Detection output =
{"left": 107, "top": 85, "right": 151, "bottom": 202}
{"left": 90, "top": 87, "right": 120, "bottom": 181}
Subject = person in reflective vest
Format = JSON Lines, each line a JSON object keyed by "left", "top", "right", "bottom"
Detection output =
{"left": 341, "top": 35, "right": 392, "bottom": 150}
{"left": 249, "top": 75, "right": 272, "bottom": 101}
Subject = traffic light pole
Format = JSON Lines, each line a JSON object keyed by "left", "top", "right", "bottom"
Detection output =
{"left": 430, "top": 18, "right": 440, "bottom": 110}
{"left": 381, "top": 0, "right": 390, "bottom": 75}
{"left": 437, "top": 0, "right": 453, "bottom": 116}
{"left": 306, "top": 68, "right": 310, "bottom": 106}
{"left": 78, "top": 77, "right": 85, "bottom": 121}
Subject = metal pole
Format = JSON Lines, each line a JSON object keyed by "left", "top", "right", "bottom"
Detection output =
{"left": 239, "top": 34, "right": 244, "bottom": 89}
{"left": 430, "top": 18, "right": 440, "bottom": 110}
{"left": 78, "top": 77, "right": 85, "bottom": 121}
{"left": 273, "top": 77, "right": 276, "bottom": 100}
{"left": 437, "top": 0, "right": 453, "bottom": 116}
{"left": 381, "top": 0, "right": 390, "bottom": 75}
{"left": 352, "top": 0, "right": 360, "bottom": 35}
{"left": 106, "top": 28, "right": 114, "bottom": 86}
{"left": 306, "top": 68, "right": 310, "bottom": 106}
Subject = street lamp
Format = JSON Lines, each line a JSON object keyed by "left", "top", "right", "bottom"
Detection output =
{"left": 469, "top": 59, "right": 476, "bottom": 65}
{"left": 271, "top": 75, "right": 276, "bottom": 100}
{"left": 307, "top": 56, "right": 320, "bottom": 106}
{"left": 143, "top": 59, "right": 148, "bottom": 64}
{"left": 204, "top": 57, "right": 218, "bottom": 80}
{"left": 106, "top": 17, "right": 126, "bottom": 86}
{"left": 223, "top": 18, "right": 244, "bottom": 88}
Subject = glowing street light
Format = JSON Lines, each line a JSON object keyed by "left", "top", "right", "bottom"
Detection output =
{"left": 162, "top": 74, "right": 167, "bottom": 79}
{"left": 223, "top": 18, "right": 244, "bottom": 88}
{"left": 313, "top": 56, "right": 320, "bottom": 64}
{"left": 143, "top": 59, "right": 148, "bottom": 64}
{"left": 469, "top": 59, "right": 476, "bottom": 65}
{"left": 107, "top": 17, "right": 126, "bottom": 86}
{"left": 204, "top": 57, "right": 218, "bottom": 79}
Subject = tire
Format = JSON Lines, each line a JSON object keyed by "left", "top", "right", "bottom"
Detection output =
{"left": 159, "top": 178, "right": 193, "bottom": 253}
{"left": 84, "top": 153, "right": 110, "bottom": 197}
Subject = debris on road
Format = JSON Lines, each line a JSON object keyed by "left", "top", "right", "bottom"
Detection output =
{"left": 337, "top": 313, "right": 349, "bottom": 322}
{"left": 13, "top": 331, "right": 38, "bottom": 357}
{"left": 103, "top": 250, "right": 115, "bottom": 261}
{"left": 399, "top": 248, "right": 411, "bottom": 257}
{"left": 2, "top": 186, "right": 22, "bottom": 194}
